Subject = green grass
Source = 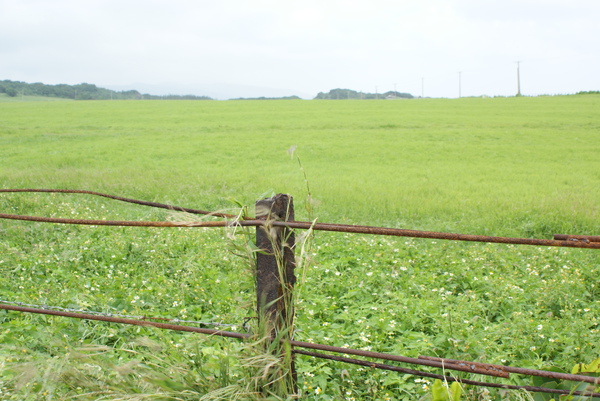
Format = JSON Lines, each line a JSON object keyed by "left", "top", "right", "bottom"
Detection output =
{"left": 1, "top": 96, "right": 598, "bottom": 235}
{"left": 0, "top": 96, "right": 599, "bottom": 400}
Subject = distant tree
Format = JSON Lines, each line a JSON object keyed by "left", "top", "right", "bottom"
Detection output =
{"left": 383, "top": 91, "right": 414, "bottom": 99}
{"left": 315, "top": 88, "right": 412, "bottom": 100}
{"left": 121, "top": 90, "right": 142, "bottom": 99}
{"left": 0, "top": 79, "right": 214, "bottom": 100}
{"left": 230, "top": 95, "right": 301, "bottom": 101}
{"left": 315, "top": 88, "right": 362, "bottom": 99}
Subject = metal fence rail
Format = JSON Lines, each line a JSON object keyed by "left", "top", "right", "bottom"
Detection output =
{"left": 2, "top": 302, "right": 599, "bottom": 398}
{"left": 1, "top": 188, "right": 599, "bottom": 398}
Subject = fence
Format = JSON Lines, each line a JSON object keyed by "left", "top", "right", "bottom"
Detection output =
{"left": 1, "top": 188, "right": 599, "bottom": 399}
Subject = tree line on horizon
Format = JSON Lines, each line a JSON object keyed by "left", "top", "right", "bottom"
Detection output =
{"left": 1, "top": 80, "right": 418, "bottom": 100}
{"left": 2, "top": 80, "right": 598, "bottom": 101}
{"left": 0, "top": 80, "right": 212, "bottom": 100}
{"left": 315, "top": 88, "right": 414, "bottom": 99}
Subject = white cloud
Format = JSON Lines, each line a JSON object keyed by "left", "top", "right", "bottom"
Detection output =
{"left": 1, "top": 0, "right": 598, "bottom": 97}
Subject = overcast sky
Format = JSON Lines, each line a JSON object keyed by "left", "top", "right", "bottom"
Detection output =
{"left": 1, "top": 0, "right": 599, "bottom": 99}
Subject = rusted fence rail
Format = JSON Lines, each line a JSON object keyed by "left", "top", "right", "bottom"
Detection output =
{"left": 2, "top": 302, "right": 599, "bottom": 398}
{"left": 1, "top": 188, "right": 599, "bottom": 399}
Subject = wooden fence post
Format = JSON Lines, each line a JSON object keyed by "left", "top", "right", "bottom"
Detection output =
{"left": 255, "top": 193, "right": 297, "bottom": 394}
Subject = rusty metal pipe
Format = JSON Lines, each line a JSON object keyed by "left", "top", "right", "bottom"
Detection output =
{"left": 0, "top": 213, "right": 245, "bottom": 227}
{"left": 0, "top": 302, "right": 509, "bottom": 379}
{"left": 415, "top": 356, "right": 508, "bottom": 378}
{"left": 2, "top": 212, "right": 600, "bottom": 250}
{"left": 296, "top": 350, "right": 600, "bottom": 398}
{"left": 290, "top": 340, "right": 600, "bottom": 384}
{"left": 0, "top": 188, "right": 237, "bottom": 218}
{"left": 554, "top": 234, "right": 600, "bottom": 243}
{"left": 3, "top": 303, "right": 600, "bottom": 386}
{"left": 419, "top": 356, "right": 600, "bottom": 386}
{"left": 289, "top": 340, "right": 511, "bottom": 378}
{"left": 290, "top": 221, "right": 600, "bottom": 249}
{"left": 0, "top": 303, "right": 249, "bottom": 340}
{"left": 2, "top": 188, "right": 600, "bottom": 249}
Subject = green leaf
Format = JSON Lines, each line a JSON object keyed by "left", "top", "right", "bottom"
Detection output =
{"left": 572, "top": 357, "right": 600, "bottom": 374}
{"left": 432, "top": 379, "right": 449, "bottom": 401}
{"left": 450, "top": 381, "right": 462, "bottom": 401}
{"left": 431, "top": 380, "right": 463, "bottom": 401}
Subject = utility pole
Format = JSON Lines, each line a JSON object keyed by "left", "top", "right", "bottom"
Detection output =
{"left": 421, "top": 78, "right": 424, "bottom": 98}
{"left": 394, "top": 82, "right": 397, "bottom": 97}
{"left": 458, "top": 71, "right": 462, "bottom": 98}
{"left": 516, "top": 61, "right": 522, "bottom": 96}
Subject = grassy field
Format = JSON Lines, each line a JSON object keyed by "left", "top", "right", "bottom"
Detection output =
{"left": 1, "top": 96, "right": 599, "bottom": 234}
{"left": 0, "top": 96, "right": 599, "bottom": 400}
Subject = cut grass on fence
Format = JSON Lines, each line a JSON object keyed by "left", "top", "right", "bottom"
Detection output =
{"left": 0, "top": 95, "right": 599, "bottom": 400}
